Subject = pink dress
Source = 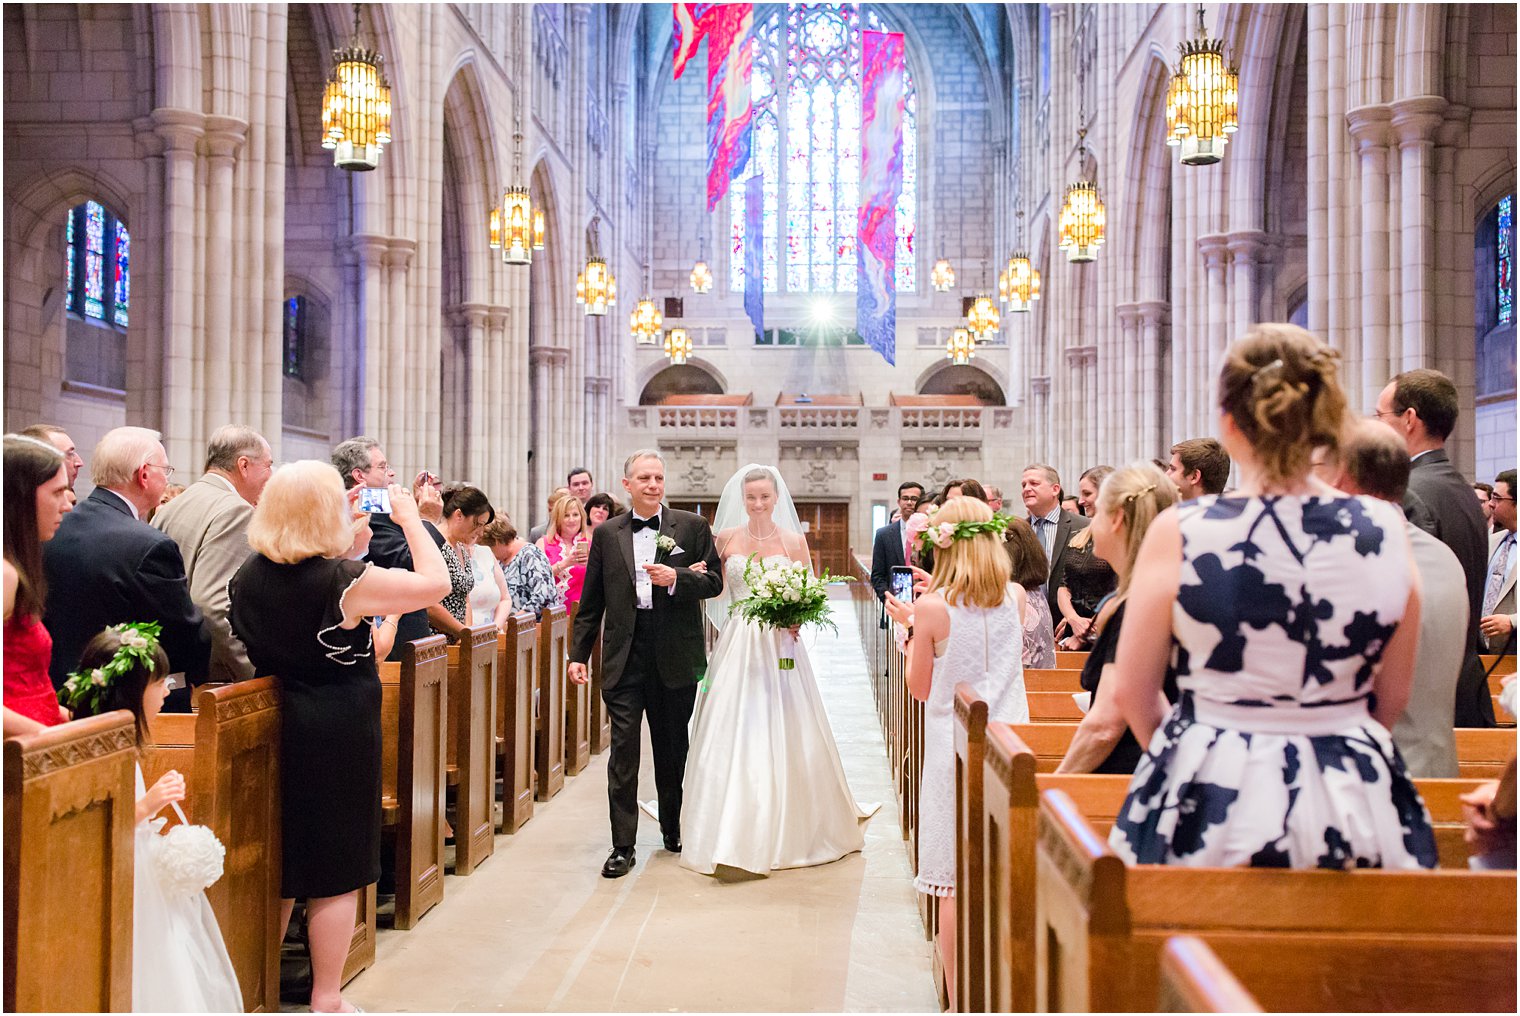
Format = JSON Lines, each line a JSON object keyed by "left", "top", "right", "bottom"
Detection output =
{"left": 542, "top": 536, "right": 586, "bottom": 608}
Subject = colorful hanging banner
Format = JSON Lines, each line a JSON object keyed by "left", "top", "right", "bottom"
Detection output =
{"left": 744, "top": 173, "right": 765, "bottom": 339}
{"left": 856, "top": 29, "right": 906, "bottom": 365}
{"left": 706, "top": 3, "right": 754, "bottom": 212}
{"left": 672, "top": 3, "right": 715, "bottom": 80}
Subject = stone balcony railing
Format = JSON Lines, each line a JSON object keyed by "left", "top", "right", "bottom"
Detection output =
{"left": 625, "top": 404, "right": 1012, "bottom": 444}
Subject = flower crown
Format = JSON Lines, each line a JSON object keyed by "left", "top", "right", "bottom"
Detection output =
{"left": 60, "top": 621, "right": 163, "bottom": 716}
{"left": 904, "top": 505, "right": 1009, "bottom": 551}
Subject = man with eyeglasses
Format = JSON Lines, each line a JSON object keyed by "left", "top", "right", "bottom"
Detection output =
{"left": 41, "top": 426, "right": 212, "bottom": 710}
{"left": 1480, "top": 470, "right": 1517, "bottom": 655}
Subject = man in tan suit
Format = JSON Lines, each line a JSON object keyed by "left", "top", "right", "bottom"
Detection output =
{"left": 152, "top": 425, "right": 274, "bottom": 682}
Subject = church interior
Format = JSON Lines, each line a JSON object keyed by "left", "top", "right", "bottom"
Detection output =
{"left": 3, "top": 3, "right": 1517, "bottom": 1013}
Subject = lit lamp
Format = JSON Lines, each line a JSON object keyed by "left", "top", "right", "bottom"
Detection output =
{"left": 1166, "top": 4, "right": 1240, "bottom": 166}
{"left": 931, "top": 257, "right": 956, "bottom": 292}
{"left": 665, "top": 327, "right": 693, "bottom": 364}
{"left": 576, "top": 217, "right": 616, "bottom": 317}
{"left": 1058, "top": 128, "right": 1106, "bottom": 264}
{"left": 946, "top": 327, "right": 976, "bottom": 365}
{"left": 320, "top": 5, "right": 393, "bottom": 171}
{"left": 1005, "top": 252, "right": 1041, "bottom": 312}
{"left": 489, "top": 187, "right": 532, "bottom": 265}
{"left": 631, "top": 261, "right": 662, "bottom": 344}
{"left": 689, "top": 260, "right": 713, "bottom": 294}
{"left": 966, "top": 293, "right": 1000, "bottom": 341}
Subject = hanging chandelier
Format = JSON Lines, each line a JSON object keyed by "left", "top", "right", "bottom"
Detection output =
{"left": 1059, "top": 128, "right": 1106, "bottom": 264}
{"left": 664, "top": 327, "right": 693, "bottom": 365}
{"left": 966, "top": 293, "right": 1000, "bottom": 341}
{"left": 946, "top": 327, "right": 976, "bottom": 365}
{"left": 490, "top": 131, "right": 539, "bottom": 265}
{"left": 689, "top": 260, "right": 713, "bottom": 294}
{"left": 1166, "top": 4, "right": 1239, "bottom": 166}
{"left": 576, "top": 217, "right": 616, "bottom": 316}
{"left": 1004, "top": 253, "right": 1041, "bottom": 311}
{"left": 931, "top": 257, "right": 956, "bottom": 292}
{"left": 320, "top": 5, "right": 393, "bottom": 171}
{"left": 630, "top": 261, "right": 663, "bottom": 344}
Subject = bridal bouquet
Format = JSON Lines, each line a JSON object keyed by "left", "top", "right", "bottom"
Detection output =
{"left": 730, "top": 555, "right": 837, "bottom": 671}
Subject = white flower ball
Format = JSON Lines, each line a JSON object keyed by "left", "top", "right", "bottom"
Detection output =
{"left": 153, "top": 823, "right": 225, "bottom": 897}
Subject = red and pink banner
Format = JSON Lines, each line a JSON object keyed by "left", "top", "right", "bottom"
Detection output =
{"left": 672, "top": 3, "right": 714, "bottom": 80}
{"left": 705, "top": 3, "right": 754, "bottom": 212}
{"left": 857, "top": 29, "right": 906, "bottom": 365}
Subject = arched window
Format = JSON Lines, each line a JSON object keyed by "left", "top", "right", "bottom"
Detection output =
{"left": 65, "top": 200, "right": 129, "bottom": 328}
{"left": 729, "top": 3, "right": 917, "bottom": 294}
{"left": 1475, "top": 193, "right": 1517, "bottom": 402}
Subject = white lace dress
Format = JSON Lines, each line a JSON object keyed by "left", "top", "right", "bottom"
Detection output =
{"left": 679, "top": 555, "right": 879, "bottom": 875}
{"left": 916, "top": 587, "right": 1029, "bottom": 896}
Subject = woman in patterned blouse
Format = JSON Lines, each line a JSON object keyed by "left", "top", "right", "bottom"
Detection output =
{"left": 480, "top": 518, "right": 559, "bottom": 618}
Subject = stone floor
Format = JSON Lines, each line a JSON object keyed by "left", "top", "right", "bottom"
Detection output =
{"left": 344, "top": 596, "right": 938, "bottom": 1013}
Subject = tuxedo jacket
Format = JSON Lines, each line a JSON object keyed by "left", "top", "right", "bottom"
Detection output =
{"left": 569, "top": 508, "right": 723, "bottom": 690}
{"left": 1044, "top": 509, "right": 1091, "bottom": 620}
{"left": 366, "top": 513, "right": 446, "bottom": 659}
{"left": 42, "top": 488, "right": 211, "bottom": 689}
{"left": 1485, "top": 528, "right": 1517, "bottom": 653}
{"left": 869, "top": 521, "right": 908, "bottom": 602}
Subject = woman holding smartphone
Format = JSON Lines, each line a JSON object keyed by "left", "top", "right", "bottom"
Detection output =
{"left": 537, "top": 495, "right": 589, "bottom": 609}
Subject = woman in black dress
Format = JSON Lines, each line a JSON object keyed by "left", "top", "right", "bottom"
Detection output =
{"left": 229, "top": 461, "right": 449, "bottom": 1013}
{"left": 1055, "top": 465, "right": 1118, "bottom": 650}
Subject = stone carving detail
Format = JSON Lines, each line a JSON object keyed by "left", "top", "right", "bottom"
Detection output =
{"left": 685, "top": 461, "right": 714, "bottom": 491}
{"left": 802, "top": 459, "right": 833, "bottom": 492}
{"left": 993, "top": 408, "right": 1014, "bottom": 429}
{"left": 870, "top": 408, "right": 891, "bottom": 428}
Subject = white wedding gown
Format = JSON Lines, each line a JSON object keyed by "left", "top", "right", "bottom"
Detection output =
{"left": 679, "top": 555, "right": 878, "bottom": 875}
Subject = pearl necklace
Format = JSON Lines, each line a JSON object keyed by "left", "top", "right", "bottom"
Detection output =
{"left": 746, "top": 522, "right": 780, "bottom": 542}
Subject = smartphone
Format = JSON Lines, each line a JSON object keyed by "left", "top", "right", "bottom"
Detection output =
{"left": 358, "top": 486, "right": 392, "bottom": 514}
{"left": 890, "top": 565, "right": 915, "bottom": 603}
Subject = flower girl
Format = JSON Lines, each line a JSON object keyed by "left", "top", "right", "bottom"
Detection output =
{"left": 64, "top": 623, "right": 243, "bottom": 1013}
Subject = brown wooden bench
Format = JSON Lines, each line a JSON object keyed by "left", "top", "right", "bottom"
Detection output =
{"left": 588, "top": 611, "right": 611, "bottom": 754}
{"left": 1489, "top": 671, "right": 1514, "bottom": 697}
{"left": 379, "top": 637, "right": 448, "bottom": 930}
{"left": 1024, "top": 667, "right": 1084, "bottom": 691}
{"left": 445, "top": 625, "right": 498, "bottom": 875}
{"left": 952, "top": 684, "right": 988, "bottom": 1013}
{"left": 1483, "top": 654, "right": 1517, "bottom": 676}
{"left": 536, "top": 605, "right": 568, "bottom": 800}
{"left": 1035, "top": 787, "right": 1517, "bottom": 1012}
{"left": 1055, "top": 650, "right": 1090, "bottom": 669}
{"left": 342, "top": 885, "right": 378, "bottom": 987}
{"left": 1456, "top": 727, "right": 1517, "bottom": 779}
{"left": 4, "top": 712, "right": 137, "bottom": 1013}
{"left": 497, "top": 612, "right": 537, "bottom": 833}
{"left": 1158, "top": 937, "right": 1261, "bottom": 1013}
{"left": 565, "top": 603, "right": 592, "bottom": 776}
{"left": 1028, "top": 690, "right": 1087, "bottom": 722}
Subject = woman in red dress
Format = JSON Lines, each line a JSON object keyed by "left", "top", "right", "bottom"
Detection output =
{"left": 4, "top": 434, "right": 75, "bottom": 735}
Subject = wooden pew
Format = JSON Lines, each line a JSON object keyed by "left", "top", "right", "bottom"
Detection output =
{"left": 589, "top": 613, "right": 611, "bottom": 754}
{"left": 1489, "top": 671, "right": 1513, "bottom": 696}
{"left": 536, "top": 605, "right": 569, "bottom": 800}
{"left": 1158, "top": 937, "right": 1261, "bottom": 1013}
{"left": 4, "top": 712, "right": 137, "bottom": 1013}
{"left": 952, "top": 685, "right": 988, "bottom": 1014}
{"left": 1455, "top": 727, "right": 1516, "bottom": 779}
{"left": 497, "top": 612, "right": 538, "bottom": 833}
{"left": 1035, "top": 787, "right": 1517, "bottom": 1012}
{"left": 342, "top": 885, "right": 378, "bottom": 987}
{"left": 1028, "top": 690, "right": 1087, "bottom": 722}
{"left": 445, "top": 625, "right": 498, "bottom": 875}
{"left": 1025, "top": 667, "right": 1084, "bottom": 691}
{"left": 378, "top": 637, "right": 448, "bottom": 930}
{"left": 1483, "top": 653, "right": 1516, "bottom": 676}
{"left": 1054, "top": 651, "right": 1089, "bottom": 669}
{"left": 564, "top": 603, "right": 592, "bottom": 776}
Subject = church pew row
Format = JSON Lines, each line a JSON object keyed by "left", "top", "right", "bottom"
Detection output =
{"left": 378, "top": 638, "right": 448, "bottom": 930}
{"left": 4, "top": 712, "right": 137, "bottom": 1013}
{"left": 536, "top": 605, "right": 569, "bottom": 801}
{"left": 445, "top": 625, "right": 498, "bottom": 876}
{"left": 497, "top": 613, "right": 538, "bottom": 833}
{"left": 1483, "top": 654, "right": 1516, "bottom": 677}
{"left": 564, "top": 603, "right": 592, "bottom": 777}
{"left": 588, "top": 608, "right": 612, "bottom": 754}
{"left": 1157, "top": 937, "right": 1262, "bottom": 1013}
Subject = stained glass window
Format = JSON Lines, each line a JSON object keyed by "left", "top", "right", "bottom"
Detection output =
{"left": 84, "top": 202, "right": 105, "bottom": 320}
{"left": 1498, "top": 195, "right": 1513, "bottom": 326}
{"left": 65, "top": 200, "right": 129, "bottom": 329}
{"left": 284, "top": 296, "right": 306, "bottom": 379}
{"left": 114, "top": 226, "right": 130, "bottom": 328}
{"left": 731, "top": 3, "right": 916, "bottom": 294}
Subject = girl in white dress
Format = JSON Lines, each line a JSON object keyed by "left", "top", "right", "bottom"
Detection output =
{"left": 679, "top": 465, "right": 878, "bottom": 876}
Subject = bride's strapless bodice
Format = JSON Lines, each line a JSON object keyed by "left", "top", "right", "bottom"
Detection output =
{"left": 723, "top": 554, "right": 795, "bottom": 598}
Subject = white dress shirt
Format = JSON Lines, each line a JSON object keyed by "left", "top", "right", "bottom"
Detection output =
{"left": 103, "top": 487, "right": 141, "bottom": 520}
{"left": 632, "top": 511, "right": 659, "bottom": 610}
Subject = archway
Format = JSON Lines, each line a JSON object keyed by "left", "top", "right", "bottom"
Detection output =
{"left": 638, "top": 363, "right": 726, "bottom": 404}
{"left": 915, "top": 364, "right": 1006, "bottom": 405}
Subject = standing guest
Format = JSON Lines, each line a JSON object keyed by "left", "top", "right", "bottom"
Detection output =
{"left": 1110, "top": 324, "right": 1435, "bottom": 870}
{"left": 1332, "top": 421, "right": 1465, "bottom": 778}
{"left": 41, "top": 426, "right": 210, "bottom": 708}
{"left": 3, "top": 435, "right": 73, "bottom": 735}
{"left": 1376, "top": 368, "right": 1494, "bottom": 727}
{"left": 940, "top": 478, "right": 988, "bottom": 503}
{"left": 1165, "top": 437, "right": 1232, "bottom": 500}
{"left": 585, "top": 492, "right": 624, "bottom": 530}
{"left": 539, "top": 495, "right": 591, "bottom": 609}
{"left": 229, "top": 463, "right": 448, "bottom": 1015}
{"left": 1075, "top": 465, "right": 1113, "bottom": 517}
{"left": 430, "top": 484, "right": 490, "bottom": 638}
{"left": 465, "top": 522, "right": 513, "bottom": 634}
{"left": 1055, "top": 464, "right": 1178, "bottom": 773}
{"left": 1021, "top": 463, "right": 1089, "bottom": 621}
{"left": 1480, "top": 469, "right": 1516, "bottom": 654}
{"left": 20, "top": 424, "right": 85, "bottom": 506}
{"left": 1004, "top": 517, "right": 1056, "bottom": 669}
{"left": 528, "top": 486, "right": 571, "bottom": 544}
{"left": 1475, "top": 482, "right": 1496, "bottom": 529}
{"left": 151, "top": 424, "right": 274, "bottom": 683}
{"left": 985, "top": 485, "right": 1004, "bottom": 513}
{"left": 1060, "top": 495, "right": 1081, "bottom": 515}
{"left": 1054, "top": 524, "right": 1118, "bottom": 652}
{"left": 870, "top": 481, "right": 923, "bottom": 603}
{"left": 883, "top": 496, "right": 1027, "bottom": 998}
{"left": 567, "top": 467, "right": 595, "bottom": 506}
{"left": 480, "top": 518, "right": 559, "bottom": 618}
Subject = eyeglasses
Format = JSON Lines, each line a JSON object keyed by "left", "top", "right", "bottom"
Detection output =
{"left": 1368, "top": 409, "right": 1400, "bottom": 420}
{"left": 1490, "top": 494, "right": 1516, "bottom": 504}
{"left": 142, "top": 462, "right": 176, "bottom": 481}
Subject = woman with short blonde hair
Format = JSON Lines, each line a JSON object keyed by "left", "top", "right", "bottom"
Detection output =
{"left": 246, "top": 460, "right": 353, "bottom": 563}
{"left": 538, "top": 494, "right": 590, "bottom": 608}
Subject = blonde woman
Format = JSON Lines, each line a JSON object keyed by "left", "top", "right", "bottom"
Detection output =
{"left": 538, "top": 494, "right": 590, "bottom": 609}
{"left": 1054, "top": 464, "right": 1177, "bottom": 774}
{"left": 228, "top": 461, "right": 448, "bottom": 1013}
{"left": 884, "top": 495, "right": 1028, "bottom": 998}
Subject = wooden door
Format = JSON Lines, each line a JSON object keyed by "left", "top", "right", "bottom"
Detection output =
{"left": 793, "top": 501, "right": 850, "bottom": 576}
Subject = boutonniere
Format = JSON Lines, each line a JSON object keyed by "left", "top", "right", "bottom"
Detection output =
{"left": 655, "top": 534, "right": 679, "bottom": 556}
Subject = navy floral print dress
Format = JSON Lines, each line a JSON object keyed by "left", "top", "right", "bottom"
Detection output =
{"left": 1110, "top": 495, "right": 1438, "bottom": 871}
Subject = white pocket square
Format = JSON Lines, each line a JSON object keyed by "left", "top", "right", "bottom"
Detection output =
{"left": 669, "top": 546, "right": 686, "bottom": 556}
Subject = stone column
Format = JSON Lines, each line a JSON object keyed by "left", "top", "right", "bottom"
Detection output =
{"left": 151, "top": 108, "right": 205, "bottom": 468}
{"left": 529, "top": 345, "right": 556, "bottom": 517}
{"left": 1389, "top": 95, "right": 1448, "bottom": 371}
{"left": 384, "top": 239, "right": 416, "bottom": 468}
{"left": 1135, "top": 300, "right": 1170, "bottom": 459}
{"left": 1346, "top": 104, "right": 1394, "bottom": 410}
{"left": 1115, "top": 304, "right": 1141, "bottom": 461}
{"left": 201, "top": 115, "right": 247, "bottom": 437}
{"left": 1196, "top": 234, "right": 1231, "bottom": 438}
{"left": 348, "top": 234, "right": 390, "bottom": 439}
{"left": 458, "top": 302, "right": 489, "bottom": 484}
{"left": 485, "top": 306, "right": 511, "bottom": 504}
{"left": 1225, "top": 230, "right": 1272, "bottom": 339}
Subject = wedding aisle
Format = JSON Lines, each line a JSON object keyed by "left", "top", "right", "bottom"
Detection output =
{"left": 343, "top": 592, "right": 936, "bottom": 1013}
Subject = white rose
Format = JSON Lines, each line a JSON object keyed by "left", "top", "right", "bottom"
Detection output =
{"left": 90, "top": 668, "right": 107, "bottom": 686}
{"left": 784, "top": 589, "right": 800, "bottom": 603}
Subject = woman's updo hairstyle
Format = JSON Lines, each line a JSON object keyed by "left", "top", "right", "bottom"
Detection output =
{"left": 1096, "top": 463, "right": 1178, "bottom": 597}
{"left": 1217, "top": 324, "right": 1348, "bottom": 485}
{"left": 742, "top": 467, "right": 778, "bottom": 491}
{"left": 441, "top": 483, "right": 495, "bottom": 526}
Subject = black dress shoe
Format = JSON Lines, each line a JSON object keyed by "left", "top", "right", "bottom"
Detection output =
{"left": 663, "top": 834, "right": 682, "bottom": 854}
{"left": 602, "top": 847, "right": 636, "bottom": 878}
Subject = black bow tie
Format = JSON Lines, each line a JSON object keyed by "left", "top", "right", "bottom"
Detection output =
{"left": 632, "top": 515, "right": 661, "bottom": 533}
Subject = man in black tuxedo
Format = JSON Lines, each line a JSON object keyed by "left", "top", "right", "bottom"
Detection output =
{"left": 1376, "top": 370, "right": 1495, "bottom": 727}
{"left": 569, "top": 450, "right": 724, "bottom": 878}
{"left": 870, "top": 481, "right": 924, "bottom": 605}
{"left": 42, "top": 427, "right": 210, "bottom": 710}
{"left": 332, "top": 436, "right": 446, "bottom": 661}
{"left": 1021, "top": 464, "right": 1089, "bottom": 620}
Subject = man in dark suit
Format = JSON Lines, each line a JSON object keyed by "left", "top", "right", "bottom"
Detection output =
{"left": 569, "top": 450, "right": 724, "bottom": 878}
{"left": 1021, "top": 464, "right": 1089, "bottom": 620}
{"left": 870, "top": 481, "right": 923, "bottom": 604}
{"left": 42, "top": 426, "right": 210, "bottom": 710}
{"left": 1376, "top": 369, "right": 1495, "bottom": 726}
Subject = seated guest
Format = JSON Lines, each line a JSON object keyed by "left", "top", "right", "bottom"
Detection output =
{"left": 1462, "top": 757, "right": 1517, "bottom": 870}
{"left": 1075, "top": 465, "right": 1113, "bottom": 517}
{"left": 1165, "top": 437, "right": 1231, "bottom": 500}
{"left": 42, "top": 426, "right": 210, "bottom": 709}
{"left": 430, "top": 484, "right": 491, "bottom": 639}
{"left": 1331, "top": 421, "right": 1464, "bottom": 778}
{"left": 871, "top": 481, "right": 923, "bottom": 603}
{"left": 1480, "top": 469, "right": 1516, "bottom": 655}
{"left": 1021, "top": 463, "right": 1088, "bottom": 621}
{"left": 1110, "top": 324, "right": 1435, "bottom": 870}
{"left": 20, "top": 423, "right": 85, "bottom": 506}
{"left": 539, "top": 494, "right": 590, "bottom": 609}
{"left": 585, "top": 492, "right": 624, "bottom": 530}
{"left": 1055, "top": 464, "right": 1177, "bottom": 774}
{"left": 1004, "top": 518, "right": 1056, "bottom": 669}
{"left": 528, "top": 486, "right": 571, "bottom": 544}
{"left": 229, "top": 462, "right": 448, "bottom": 1014}
{"left": 3, "top": 435, "right": 74, "bottom": 735}
{"left": 151, "top": 424, "right": 274, "bottom": 682}
{"left": 480, "top": 518, "right": 559, "bottom": 618}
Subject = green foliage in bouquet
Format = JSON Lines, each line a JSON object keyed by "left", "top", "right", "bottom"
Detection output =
{"left": 728, "top": 554, "right": 838, "bottom": 634}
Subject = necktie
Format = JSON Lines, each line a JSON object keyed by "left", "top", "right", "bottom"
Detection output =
{"left": 1483, "top": 533, "right": 1513, "bottom": 618}
{"left": 632, "top": 515, "right": 660, "bottom": 533}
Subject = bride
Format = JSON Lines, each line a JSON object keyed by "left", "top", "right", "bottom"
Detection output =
{"left": 678, "top": 464, "right": 878, "bottom": 876}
